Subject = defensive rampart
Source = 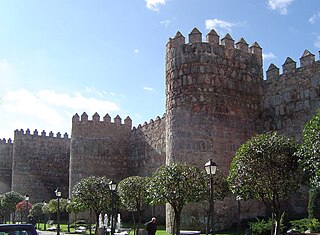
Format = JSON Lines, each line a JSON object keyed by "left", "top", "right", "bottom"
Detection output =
{"left": 12, "top": 129, "right": 70, "bottom": 203}
{"left": 69, "top": 113, "right": 132, "bottom": 194}
{"left": 0, "top": 138, "right": 13, "bottom": 194}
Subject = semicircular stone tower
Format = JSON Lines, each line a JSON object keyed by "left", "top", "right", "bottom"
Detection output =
{"left": 165, "top": 28, "right": 264, "bottom": 229}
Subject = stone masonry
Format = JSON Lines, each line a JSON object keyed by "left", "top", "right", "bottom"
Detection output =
{"left": 0, "top": 27, "right": 319, "bottom": 230}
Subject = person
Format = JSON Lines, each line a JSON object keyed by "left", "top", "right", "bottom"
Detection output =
{"left": 145, "top": 217, "right": 157, "bottom": 235}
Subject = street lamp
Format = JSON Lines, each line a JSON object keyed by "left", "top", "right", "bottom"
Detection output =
{"left": 205, "top": 159, "right": 217, "bottom": 235}
{"left": 67, "top": 198, "right": 71, "bottom": 233}
{"left": 108, "top": 180, "right": 117, "bottom": 235}
{"left": 43, "top": 201, "right": 47, "bottom": 230}
{"left": 236, "top": 195, "right": 242, "bottom": 234}
{"left": 55, "top": 188, "right": 62, "bottom": 235}
{"left": 25, "top": 195, "right": 29, "bottom": 224}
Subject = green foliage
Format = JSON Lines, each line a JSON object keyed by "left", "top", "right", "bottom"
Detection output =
{"left": 148, "top": 162, "right": 206, "bottom": 209}
{"left": 148, "top": 162, "right": 206, "bottom": 234}
{"left": 201, "top": 170, "right": 230, "bottom": 202}
{"left": 118, "top": 176, "right": 150, "bottom": 213}
{"left": 228, "top": 132, "right": 301, "bottom": 235}
{"left": 72, "top": 176, "right": 112, "bottom": 214}
{"left": 289, "top": 218, "right": 320, "bottom": 233}
{"left": 30, "top": 203, "right": 45, "bottom": 222}
{"left": 296, "top": 110, "right": 320, "bottom": 187}
{"left": 47, "top": 198, "right": 68, "bottom": 214}
{"left": 2, "top": 191, "right": 23, "bottom": 216}
{"left": 250, "top": 218, "right": 272, "bottom": 235}
{"left": 228, "top": 132, "right": 301, "bottom": 204}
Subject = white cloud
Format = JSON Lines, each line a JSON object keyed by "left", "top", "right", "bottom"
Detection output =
{"left": 160, "top": 20, "right": 170, "bottom": 28}
{"left": 146, "top": 0, "right": 167, "bottom": 11}
{"left": 315, "top": 35, "right": 320, "bottom": 48}
{"left": 309, "top": 12, "right": 320, "bottom": 24}
{"left": 134, "top": 49, "right": 139, "bottom": 53}
{"left": 263, "top": 52, "right": 276, "bottom": 60}
{"left": 2, "top": 89, "right": 121, "bottom": 135}
{"left": 143, "top": 86, "right": 154, "bottom": 91}
{"left": 205, "top": 19, "right": 246, "bottom": 35}
{"left": 205, "top": 19, "right": 235, "bottom": 32}
{"left": 266, "top": 0, "right": 294, "bottom": 15}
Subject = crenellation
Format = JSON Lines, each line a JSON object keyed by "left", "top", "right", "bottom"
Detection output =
{"left": 189, "top": 28, "right": 202, "bottom": 44}
{"left": 33, "top": 129, "right": 38, "bottom": 136}
{"left": 114, "top": 115, "right": 122, "bottom": 125}
{"left": 104, "top": 113, "right": 111, "bottom": 123}
{"left": 283, "top": 57, "right": 297, "bottom": 74}
{"left": 266, "top": 63, "right": 280, "bottom": 80}
{"left": 206, "top": 29, "right": 219, "bottom": 46}
{"left": 41, "top": 130, "right": 46, "bottom": 136}
{"left": 64, "top": 133, "right": 68, "bottom": 139}
{"left": 56, "top": 132, "right": 61, "bottom": 138}
{"left": 93, "top": 112, "right": 100, "bottom": 122}
{"left": 124, "top": 116, "right": 132, "bottom": 128}
{"left": 72, "top": 113, "right": 80, "bottom": 123}
{"left": 236, "top": 38, "right": 249, "bottom": 53}
{"left": 300, "top": 50, "right": 315, "bottom": 67}
{"left": 81, "top": 112, "right": 89, "bottom": 121}
{"left": 49, "top": 131, "right": 54, "bottom": 138}
{"left": 250, "top": 42, "right": 262, "bottom": 65}
{"left": 221, "top": 33, "right": 235, "bottom": 49}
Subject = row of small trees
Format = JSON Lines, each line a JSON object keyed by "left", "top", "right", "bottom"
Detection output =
{"left": 1, "top": 111, "right": 319, "bottom": 235}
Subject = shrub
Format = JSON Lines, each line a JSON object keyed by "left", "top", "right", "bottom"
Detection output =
{"left": 289, "top": 218, "right": 320, "bottom": 233}
{"left": 250, "top": 218, "right": 272, "bottom": 235}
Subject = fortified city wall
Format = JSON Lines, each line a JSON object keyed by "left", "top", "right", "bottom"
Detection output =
{"left": 11, "top": 129, "right": 70, "bottom": 203}
{"left": 262, "top": 51, "right": 320, "bottom": 141}
{"left": 69, "top": 112, "right": 132, "bottom": 194}
{"left": 0, "top": 27, "right": 319, "bottom": 231}
{"left": 128, "top": 115, "right": 166, "bottom": 176}
{"left": 0, "top": 138, "right": 13, "bottom": 194}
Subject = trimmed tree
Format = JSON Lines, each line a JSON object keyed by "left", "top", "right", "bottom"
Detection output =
{"left": 72, "top": 176, "right": 112, "bottom": 235}
{"left": 2, "top": 191, "right": 23, "bottom": 223}
{"left": 296, "top": 110, "right": 320, "bottom": 219}
{"left": 118, "top": 176, "right": 150, "bottom": 235}
{"left": 147, "top": 162, "right": 206, "bottom": 235}
{"left": 228, "top": 132, "right": 301, "bottom": 235}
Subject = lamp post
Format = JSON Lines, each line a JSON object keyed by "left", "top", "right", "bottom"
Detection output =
{"left": 55, "top": 188, "right": 62, "bottom": 235}
{"left": 67, "top": 198, "right": 71, "bottom": 233}
{"left": 236, "top": 195, "right": 242, "bottom": 234}
{"left": 43, "top": 201, "right": 47, "bottom": 230}
{"left": 25, "top": 195, "right": 30, "bottom": 224}
{"left": 108, "top": 180, "right": 117, "bottom": 235}
{"left": 205, "top": 159, "right": 217, "bottom": 235}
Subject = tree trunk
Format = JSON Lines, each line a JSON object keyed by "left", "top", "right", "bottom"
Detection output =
{"left": 174, "top": 209, "right": 181, "bottom": 235}
{"left": 308, "top": 187, "right": 317, "bottom": 219}
{"left": 95, "top": 212, "right": 100, "bottom": 235}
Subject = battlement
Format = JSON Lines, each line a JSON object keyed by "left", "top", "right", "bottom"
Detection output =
{"left": 14, "top": 128, "right": 69, "bottom": 140}
{"left": 132, "top": 113, "right": 166, "bottom": 131}
{"left": 167, "top": 27, "right": 262, "bottom": 65}
{"left": 0, "top": 138, "right": 13, "bottom": 144}
{"left": 72, "top": 112, "right": 132, "bottom": 129}
{"left": 266, "top": 50, "right": 320, "bottom": 80}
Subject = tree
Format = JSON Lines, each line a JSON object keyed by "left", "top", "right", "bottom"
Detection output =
{"left": 47, "top": 198, "right": 68, "bottom": 214}
{"left": 296, "top": 110, "right": 320, "bottom": 219}
{"left": 118, "top": 176, "right": 150, "bottom": 235}
{"left": 30, "top": 203, "right": 45, "bottom": 228}
{"left": 228, "top": 132, "right": 301, "bottom": 235}
{"left": 147, "top": 162, "right": 206, "bottom": 235}
{"left": 2, "top": 191, "right": 23, "bottom": 223}
{"left": 72, "top": 176, "right": 112, "bottom": 235}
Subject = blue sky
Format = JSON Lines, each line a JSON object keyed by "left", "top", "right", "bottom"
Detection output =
{"left": 0, "top": 0, "right": 319, "bottom": 139}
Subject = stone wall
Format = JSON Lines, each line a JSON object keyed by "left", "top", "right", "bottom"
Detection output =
{"left": 12, "top": 129, "right": 70, "bottom": 203}
{"left": 165, "top": 28, "right": 265, "bottom": 230}
{"left": 0, "top": 138, "right": 13, "bottom": 194}
{"left": 128, "top": 115, "right": 166, "bottom": 176}
{"left": 262, "top": 50, "right": 320, "bottom": 141}
{"left": 69, "top": 112, "right": 132, "bottom": 195}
